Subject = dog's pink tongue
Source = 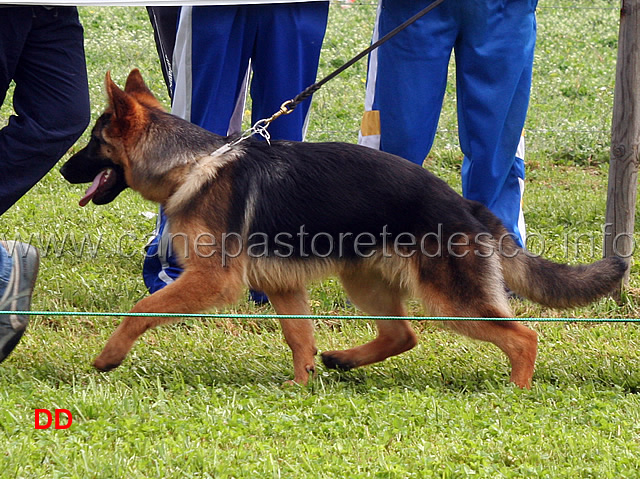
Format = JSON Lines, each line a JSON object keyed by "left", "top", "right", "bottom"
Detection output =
{"left": 79, "top": 170, "right": 108, "bottom": 207}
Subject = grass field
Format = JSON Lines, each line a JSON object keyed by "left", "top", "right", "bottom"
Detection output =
{"left": 2, "top": 2, "right": 640, "bottom": 477}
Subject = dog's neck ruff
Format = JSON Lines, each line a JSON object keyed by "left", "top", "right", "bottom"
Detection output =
{"left": 164, "top": 143, "right": 237, "bottom": 215}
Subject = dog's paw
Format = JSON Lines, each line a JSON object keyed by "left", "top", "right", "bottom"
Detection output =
{"left": 321, "top": 351, "right": 356, "bottom": 371}
{"left": 283, "top": 365, "right": 316, "bottom": 387}
{"left": 282, "top": 378, "right": 306, "bottom": 387}
{"left": 93, "top": 356, "right": 122, "bottom": 372}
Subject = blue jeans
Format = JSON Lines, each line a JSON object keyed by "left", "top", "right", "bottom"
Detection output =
{"left": 0, "top": 244, "right": 11, "bottom": 298}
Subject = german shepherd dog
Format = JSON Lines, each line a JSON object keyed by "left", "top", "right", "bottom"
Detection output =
{"left": 61, "top": 70, "right": 626, "bottom": 388}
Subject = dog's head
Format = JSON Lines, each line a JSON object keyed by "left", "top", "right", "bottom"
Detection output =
{"left": 61, "top": 69, "right": 165, "bottom": 206}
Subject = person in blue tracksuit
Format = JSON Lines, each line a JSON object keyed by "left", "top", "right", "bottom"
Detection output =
{"left": 0, "top": 6, "right": 90, "bottom": 362}
{"left": 359, "top": 0, "right": 537, "bottom": 247}
{"left": 143, "top": 3, "right": 330, "bottom": 303}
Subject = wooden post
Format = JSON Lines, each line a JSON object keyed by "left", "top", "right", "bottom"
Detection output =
{"left": 604, "top": 0, "right": 640, "bottom": 288}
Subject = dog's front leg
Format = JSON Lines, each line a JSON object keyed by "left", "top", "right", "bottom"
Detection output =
{"left": 93, "top": 267, "right": 243, "bottom": 371}
{"left": 267, "top": 289, "right": 317, "bottom": 385}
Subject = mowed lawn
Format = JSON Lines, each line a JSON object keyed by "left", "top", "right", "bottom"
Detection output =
{"left": 1, "top": 2, "right": 640, "bottom": 477}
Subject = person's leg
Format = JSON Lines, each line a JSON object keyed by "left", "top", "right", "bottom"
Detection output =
{"left": 0, "top": 6, "right": 90, "bottom": 215}
{"left": 146, "top": 6, "right": 179, "bottom": 98}
{"left": 0, "top": 8, "right": 30, "bottom": 106}
{"left": 456, "top": 0, "right": 537, "bottom": 247}
{"left": 144, "top": 6, "right": 254, "bottom": 294}
{"left": 249, "top": 1, "right": 329, "bottom": 141}
{"left": 142, "top": 6, "right": 183, "bottom": 293}
{"left": 172, "top": 5, "right": 253, "bottom": 135}
{"left": 0, "top": 245, "right": 12, "bottom": 301}
{"left": 246, "top": 2, "right": 328, "bottom": 304}
{"left": 142, "top": 211, "right": 183, "bottom": 293}
{"left": 0, "top": 241, "right": 39, "bottom": 363}
{"left": 359, "top": 0, "right": 456, "bottom": 166}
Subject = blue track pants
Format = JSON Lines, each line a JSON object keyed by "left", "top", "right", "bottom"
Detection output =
{"left": 359, "top": 0, "right": 537, "bottom": 246}
{"left": 143, "top": 3, "right": 329, "bottom": 293}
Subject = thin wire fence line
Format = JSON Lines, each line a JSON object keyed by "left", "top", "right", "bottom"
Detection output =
{"left": 2, "top": 310, "right": 638, "bottom": 322}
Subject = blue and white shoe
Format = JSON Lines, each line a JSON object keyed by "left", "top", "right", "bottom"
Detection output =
{"left": 0, "top": 241, "right": 39, "bottom": 363}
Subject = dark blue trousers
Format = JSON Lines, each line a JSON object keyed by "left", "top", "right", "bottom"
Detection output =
{"left": 0, "top": 6, "right": 90, "bottom": 215}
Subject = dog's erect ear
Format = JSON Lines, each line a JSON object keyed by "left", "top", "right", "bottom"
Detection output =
{"left": 104, "top": 71, "right": 145, "bottom": 135}
{"left": 123, "top": 68, "right": 164, "bottom": 110}
{"left": 105, "top": 71, "right": 138, "bottom": 119}
{"left": 124, "top": 68, "right": 150, "bottom": 94}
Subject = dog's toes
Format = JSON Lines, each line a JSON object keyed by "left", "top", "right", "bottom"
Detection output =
{"left": 321, "top": 351, "right": 355, "bottom": 371}
{"left": 283, "top": 364, "right": 316, "bottom": 386}
{"left": 93, "top": 356, "right": 122, "bottom": 372}
{"left": 282, "top": 378, "right": 304, "bottom": 387}
{"left": 283, "top": 365, "right": 316, "bottom": 387}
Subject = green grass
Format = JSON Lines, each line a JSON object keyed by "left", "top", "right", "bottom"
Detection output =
{"left": 2, "top": 2, "right": 640, "bottom": 477}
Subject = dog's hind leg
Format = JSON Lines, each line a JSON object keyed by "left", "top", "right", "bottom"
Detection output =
{"left": 422, "top": 282, "right": 538, "bottom": 389}
{"left": 266, "top": 288, "right": 317, "bottom": 386}
{"left": 321, "top": 269, "right": 417, "bottom": 371}
{"left": 93, "top": 265, "right": 243, "bottom": 372}
{"left": 444, "top": 318, "right": 538, "bottom": 389}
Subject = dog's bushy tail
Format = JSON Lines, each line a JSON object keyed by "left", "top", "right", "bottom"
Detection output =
{"left": 500, "top": 237, "right": 627, "bottom": 308}
{"left": 471, "top": 201, "right": 627, "bottom": 308}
